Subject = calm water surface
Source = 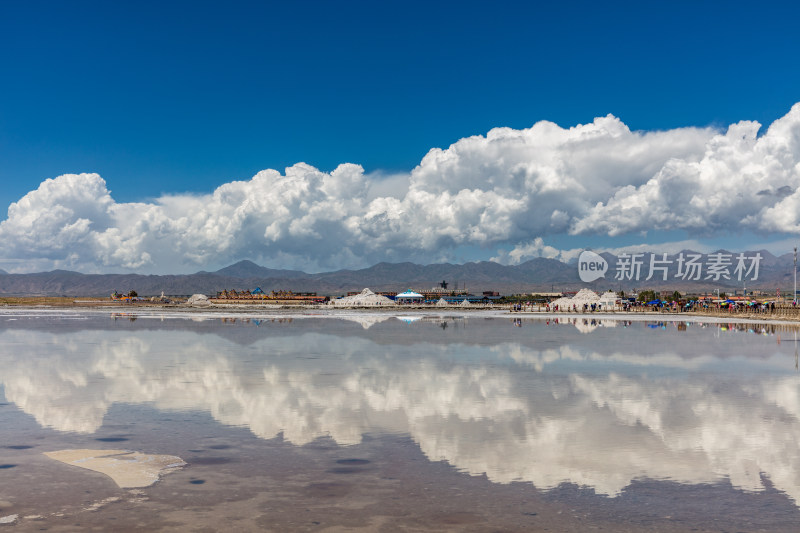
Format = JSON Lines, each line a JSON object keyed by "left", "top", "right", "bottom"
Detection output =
{"left": 1, "top": 309, "right": 800, "bottom": 531}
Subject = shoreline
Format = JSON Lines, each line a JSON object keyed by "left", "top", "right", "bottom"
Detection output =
{"left": 3, "top": 300, "right": 800, "bottom": 327}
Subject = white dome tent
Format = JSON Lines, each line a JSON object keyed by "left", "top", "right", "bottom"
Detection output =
{"left": 395, "top": 290, "right": 424, "bottom": 304}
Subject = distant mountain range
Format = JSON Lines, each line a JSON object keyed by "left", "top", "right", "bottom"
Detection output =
{"left": 0, "top": 251, "right": 795, "bottom": 297}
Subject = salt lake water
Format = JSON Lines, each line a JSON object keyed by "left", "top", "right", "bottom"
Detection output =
{"left": 1, "top": 308, "right": 800, "bottom": 531}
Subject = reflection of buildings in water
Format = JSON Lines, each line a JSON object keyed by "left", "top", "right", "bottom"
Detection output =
{"left": 1, "top": 328, "right": 800, "bottom": 504}
{"left": 572, "top": 318, "right": 618, "bottom": 334}
{"left": 535, "top": 316, "right": 793, "bottom": 339}
{"left": 112, "top": 311, "right": 800, "bottom": 339}
{"left": 336, "top": 315, "right": 393, "bottom": 330}
{"left": 573, "top": 319, "right": 598, "bottom": 334}
{"left": 110, "top": 313, "right": 138, "bottom": 322}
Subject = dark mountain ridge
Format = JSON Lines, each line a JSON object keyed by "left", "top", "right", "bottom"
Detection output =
{"left": 0, "top": 252, "right": 794, "bottom": 297}
{"left": 211, "top": 260, "right": 307, "bottom": 279}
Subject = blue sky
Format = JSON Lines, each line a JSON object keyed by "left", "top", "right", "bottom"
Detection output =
{"left": 2, "top": 1, "right": 800, "bottom": 273}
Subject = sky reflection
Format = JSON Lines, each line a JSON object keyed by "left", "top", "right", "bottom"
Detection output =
{"left": 1, "top": 312, "right": 799, "bottom": 504}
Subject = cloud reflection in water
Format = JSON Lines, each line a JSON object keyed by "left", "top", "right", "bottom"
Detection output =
{"left": 1, "top": 317, "right": 799, "bottom": 504}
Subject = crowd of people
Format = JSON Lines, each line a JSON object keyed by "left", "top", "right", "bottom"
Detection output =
{"left": 510, "top": 298, "right": 785, "bottom": 314}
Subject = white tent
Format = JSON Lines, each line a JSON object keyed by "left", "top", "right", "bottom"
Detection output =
{"left": 396, "top": 290, "right": 424, "bottom": 303}
{"left": 396, "top": 290, "right": 423, "bottom": 298}
{"left": 435, "top": 298, "right": 450, "bottom": 307}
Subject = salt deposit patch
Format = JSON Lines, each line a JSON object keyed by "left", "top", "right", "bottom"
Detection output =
{"left": 186, "top": 294, "right": 210, "bottom": 307}
{"left": 550, "top": 288, "right": 621, "bottom": 310}
{"left": 44, "top": 449, "right": 185, "bottom": 488}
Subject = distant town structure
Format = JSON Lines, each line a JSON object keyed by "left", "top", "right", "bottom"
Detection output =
{"left": 213, "top": 289, "right": 328, "bottom": 304}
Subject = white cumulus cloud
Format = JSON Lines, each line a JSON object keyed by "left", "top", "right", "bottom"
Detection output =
{"left": 2, "top": 104, "right": 800, "bottom": 272}
{"left": 572, "top": 104, "right": 800, "bottom": 236}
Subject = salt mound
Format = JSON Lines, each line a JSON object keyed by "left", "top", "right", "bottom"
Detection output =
{"left": 549, "top": 297, "right": 572, "bottom": 308}
{"left": 187, "top": 294, "right": 210, "bottom": 306}
{"left": 571, "top": 288, "right": 601, "bottom": 303}
{"left": 435, "top": 298, "right": 450, "bottom": 307}
{"left": 338, "top": 315, "right": 393, "bottom": 329}
{"left": 459, "top": 299, "right": 472, "bottom": 307}
{"left": 550, "top": 288, "right": 601, "bottom": 309}
{"left": 44, "top": 449, "right": 185, "bottom": 488}
{"left": 330, "top": 288, "right": 395, "bottom": 307}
